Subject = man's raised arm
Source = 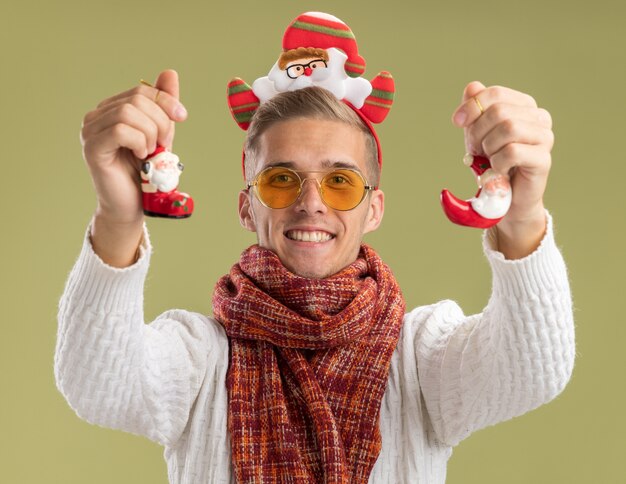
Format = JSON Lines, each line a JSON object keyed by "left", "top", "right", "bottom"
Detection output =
{"left": 54, "top": 71, "right": 223, "bottom": 447}
{"left": 414, "top": 82, "right": 574, "bottom": 446}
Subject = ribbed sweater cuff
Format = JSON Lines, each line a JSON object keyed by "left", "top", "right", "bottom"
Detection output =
{"left": 63, "top": 224, "right": 152, "bottom": 313}
{"left": 482, "top": 211, "right": 568, "bottom": 299}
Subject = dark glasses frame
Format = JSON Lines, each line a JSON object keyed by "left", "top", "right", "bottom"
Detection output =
{"left": 285, "top": 59, "right": 328, "bottom": 79}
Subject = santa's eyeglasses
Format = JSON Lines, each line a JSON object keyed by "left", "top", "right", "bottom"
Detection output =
{"left": 285, "top": 59, "right": 328, "bottom": 79}
{"left": 247, "top": 166, "right": 376, "bottom": 211}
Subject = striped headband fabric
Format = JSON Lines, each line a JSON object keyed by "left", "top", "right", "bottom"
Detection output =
{"left": 226, "top": 11, "right": 395, "bottom": 171}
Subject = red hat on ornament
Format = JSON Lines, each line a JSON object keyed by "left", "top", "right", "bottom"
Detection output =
{"left": 146, "top": 145, "right": 166, "bottom": 160}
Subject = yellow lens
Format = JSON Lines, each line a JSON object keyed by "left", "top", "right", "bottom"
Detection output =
{"left": 256, "top": 167, "right": 301, "bottom": 208}
{"left": 321, "top": 169, "right": 366, "bottom": 210}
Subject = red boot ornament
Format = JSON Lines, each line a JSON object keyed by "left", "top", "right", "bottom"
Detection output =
{"left": 440, "top": 154, "right": 511, "bottom": 229}
{"left": 141, "top": 145, "right": 194, "bottom": 218}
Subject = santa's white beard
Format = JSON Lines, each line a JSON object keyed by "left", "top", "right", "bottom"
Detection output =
{"left": 150, "top": 168, "right": 180, "bottom": 192}
{"left": 285, "top": 74, "right": 314, "bottom": 91}
{"left": 470, "top": 187, "right": 512, "bottom": 219}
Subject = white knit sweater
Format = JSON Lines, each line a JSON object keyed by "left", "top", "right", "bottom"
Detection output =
{"left": 55, "top": 214, "right": 575, "bottom": 484}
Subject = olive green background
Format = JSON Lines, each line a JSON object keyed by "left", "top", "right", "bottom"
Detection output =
{"left": 2, "top": 0, "right": 624, "bottom": 482}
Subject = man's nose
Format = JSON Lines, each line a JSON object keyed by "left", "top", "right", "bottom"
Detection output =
{"left": 304, "top": 67, "right": 313, "bottom": 76}
{"left": 294, "top": 178, "right": 326, "bottom": 214}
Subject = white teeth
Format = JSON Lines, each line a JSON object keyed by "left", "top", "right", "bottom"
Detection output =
{"left": 286, "top": 230, "right": 333, "bottom": 242}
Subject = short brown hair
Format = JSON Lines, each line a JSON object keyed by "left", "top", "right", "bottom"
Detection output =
{"left": 244, "top": 87, "right": 380, "bottom": 185}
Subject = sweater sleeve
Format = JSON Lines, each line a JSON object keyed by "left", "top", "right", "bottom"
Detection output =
{"left": 54, "top": 226, "right": 227, "bottom": 447}
{"left": 414, "top": 212, "right": 575, "bottom": 447}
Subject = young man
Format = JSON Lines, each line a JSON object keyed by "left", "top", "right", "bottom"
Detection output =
{"left": 56, "top": 12, "right": 574, "bottom": 484}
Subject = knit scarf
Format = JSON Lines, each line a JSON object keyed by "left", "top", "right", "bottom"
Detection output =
{"left": 212, "top": 244, "right": 405, "bottom": 483}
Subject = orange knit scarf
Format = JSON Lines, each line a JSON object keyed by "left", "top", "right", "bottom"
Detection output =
{"left": 213, "top": 244, "right": 405, "bottom": 483}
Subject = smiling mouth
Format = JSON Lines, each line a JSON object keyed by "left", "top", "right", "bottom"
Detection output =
{"left": 285, "top": 230, "right": 334, "bottom": 243}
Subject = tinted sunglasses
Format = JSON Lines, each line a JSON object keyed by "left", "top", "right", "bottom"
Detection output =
{"left": 247, "top": 166, "right": 376, "bottom": 211}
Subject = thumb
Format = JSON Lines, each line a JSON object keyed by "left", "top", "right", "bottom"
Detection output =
{"left": 462, "top": 80, "right": 486, "bottom": 103}
{"left": 154, "top": 69, "right": 181, "bottom": 151}
{"left": 155, "top": 69, "right": 180, "bottom": 100}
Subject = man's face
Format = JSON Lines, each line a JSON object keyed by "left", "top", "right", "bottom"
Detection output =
{"left": 239, "top": 118, "right": 384, "bottom": 279}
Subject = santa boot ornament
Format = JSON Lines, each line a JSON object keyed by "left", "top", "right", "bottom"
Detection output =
{"left": 440, "top": 154, "right": 512, "bottom": 229}
{"left": 141, "top": 145, "right": 194, "bottom": 218}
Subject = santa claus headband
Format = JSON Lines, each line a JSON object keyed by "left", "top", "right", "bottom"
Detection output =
{"left": 227, "top": 11, "right": 395, "bottom": 174}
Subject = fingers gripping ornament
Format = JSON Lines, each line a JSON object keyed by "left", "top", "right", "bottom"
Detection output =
{"left": 440, "top": 154, "right": 512, "bottom": 229}
{"left": 141, "top": 145, "right": 194, "bottom": 218}
{"left": 226, "top": 11, "right": 395, "bottom": 154}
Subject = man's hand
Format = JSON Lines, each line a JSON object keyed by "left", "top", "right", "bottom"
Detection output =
{"left": 452, "top": 81, "right": 554, "bottom": 259}
{"left": 80, "top": 69, "right": 188, "bottom": 267}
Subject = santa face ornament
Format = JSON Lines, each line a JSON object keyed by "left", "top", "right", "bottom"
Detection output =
{"left": 141, "top": 145, "right": 194, "bottom": 218}
{"left": 440, "top": 154, "right": 512, "bottom": 229}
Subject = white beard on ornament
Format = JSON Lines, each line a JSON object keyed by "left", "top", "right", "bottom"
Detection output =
{"left": 150, "top": 168, "right": 180, "bottom": 193}
{"left": 470, "top": 187, "right": 512, "bottom": 219}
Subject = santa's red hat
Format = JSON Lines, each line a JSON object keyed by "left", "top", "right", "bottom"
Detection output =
{"left": 146, "top": 145, "right": 166, "bottom": 159}
{"left": 282, "top": 12, "right": 366, "bottom": 78}
{"left": 145, "top": 145, "right": 179, "bottom": 165}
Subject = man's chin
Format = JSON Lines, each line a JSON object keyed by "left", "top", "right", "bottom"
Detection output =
{"left": 280, "top": 250, "right": 339, "bottom": 279}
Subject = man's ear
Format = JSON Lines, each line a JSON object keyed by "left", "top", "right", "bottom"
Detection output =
{"left": 363, "top": 188, "right": 385, "bottom": 234}
{"left": 238, "top": 190, "right": 257, "bottom": 232}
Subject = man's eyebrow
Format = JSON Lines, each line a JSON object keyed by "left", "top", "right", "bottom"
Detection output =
{"left": 265, "top": 160, "right": 360, "bottom": 170}
{"left": 265, "top": 161, "right": 297, "bottom": 169}
{"left": 321, "top": 160, "right": 360, "bottom": 170}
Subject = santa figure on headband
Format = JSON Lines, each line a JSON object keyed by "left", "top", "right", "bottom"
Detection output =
{"left": 227, "top": 11, "right": 395, "bottom": 130}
